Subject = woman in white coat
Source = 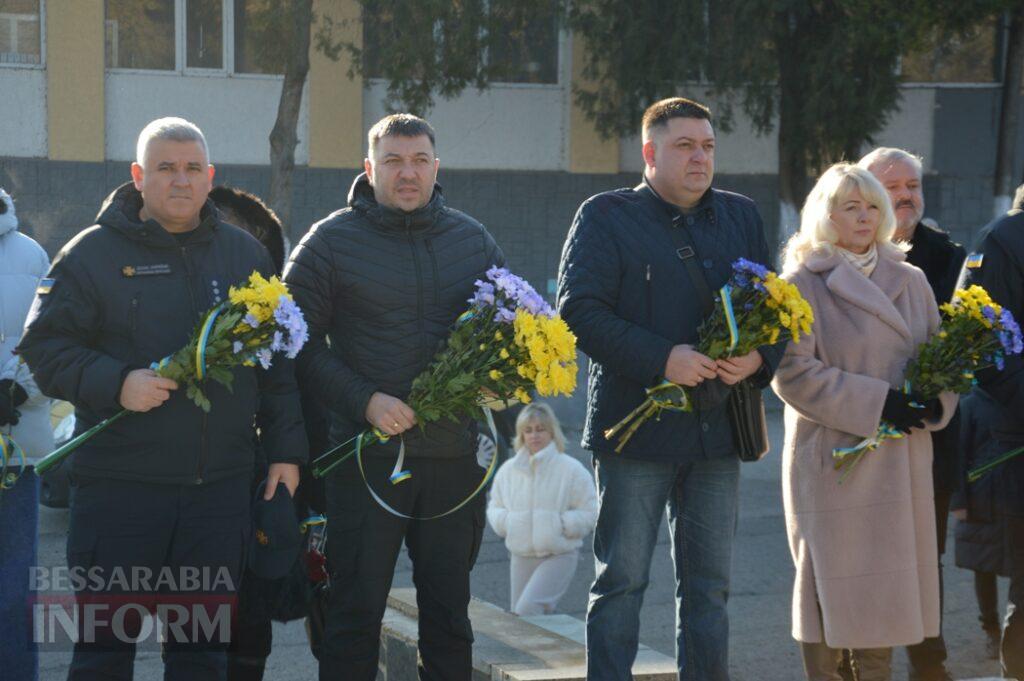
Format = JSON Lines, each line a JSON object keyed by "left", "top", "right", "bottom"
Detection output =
{"left": 772, "top": 165, "right": 957, "bottom": 681}
{"left": 487, "top": 403, "right": 598, "bottom": 616}
{"left": 0, "top": 187, "right": 52, "bottom": 681}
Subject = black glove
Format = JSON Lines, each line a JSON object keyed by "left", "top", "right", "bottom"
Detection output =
{"left": 0, "top": 379, "right": 28, "bottom": 427}
{"left": 914, "top": 397, "right": 942, "bottom": 423}
{"left": 881, "top": 389, "right": 925, "bottom": 434}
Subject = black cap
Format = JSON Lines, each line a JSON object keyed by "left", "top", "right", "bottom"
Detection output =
{"left": 249, "top": 480, "right": 302, "bottom": 580}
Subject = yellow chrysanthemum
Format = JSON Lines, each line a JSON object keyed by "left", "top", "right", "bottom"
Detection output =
{"left": 489, "top": 369, "right": 502, "bottom": 380}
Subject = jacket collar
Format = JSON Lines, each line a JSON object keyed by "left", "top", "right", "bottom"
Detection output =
{"left": 512, "top": 442, "right": 559, "bottom": 470}
{"left": 635, "top": 175, "right": 717, "bottom": 226}
{"left": 804, "top": 245, "right": 913, "bottom": 340}
{"left": 347, "top": 172, "right": 446, "bottom": 233}
{"left": 96, "top": 182, "right": 220, "bottom": 249}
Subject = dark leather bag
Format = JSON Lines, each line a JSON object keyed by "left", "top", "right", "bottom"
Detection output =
{"left": 665, "top": 212, "right": 770, "bottom": 462}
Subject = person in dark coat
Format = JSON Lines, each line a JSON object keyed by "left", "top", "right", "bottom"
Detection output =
{"left": 951, "top": 388, "right": 1012, "bottom": 659}
{"left": 18, "top": 118, "right": 308, "bottom": 681}
{"left": 207, "top": 186, "right": 328, "bottom": 681}
{"left": 283, "top": 114, "right": 504, "bottom": 681}
{"left": 959, "top": 182, "right": 1024, "bottom": 680}
{"left": 557, "top": 97, "right": 783, "bottom": 681}
{"left": 861, "top": 147, "right": 965, "bottom": 681}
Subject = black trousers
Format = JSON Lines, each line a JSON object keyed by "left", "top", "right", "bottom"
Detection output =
{"left": 319, "top": 454, "right": 486, "bottom": 681}
{"left": 66, "top": 475, "right": 250, "bottom": 681}
{"left": 906, "top": 490, "right": 952, "bottom": 676}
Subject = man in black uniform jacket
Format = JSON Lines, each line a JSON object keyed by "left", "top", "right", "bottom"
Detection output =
{"left": 861, "top": 147, "right": 965, "bottom": 681}
{"left": 19, "top": 118, "right": 307, "bottom": 681}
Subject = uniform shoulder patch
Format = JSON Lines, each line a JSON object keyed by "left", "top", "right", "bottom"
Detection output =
{"left": 36, "top": 277, "right": 54, "bottom": 295}
{"left": 965, "top": 252, "right": 984, "bottom": 269}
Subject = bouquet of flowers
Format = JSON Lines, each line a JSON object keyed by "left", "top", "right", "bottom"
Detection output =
{"left": 310, "top": 266, "right": 577, "bottom": 479}
{"left": 604, "top": 259, "right": 813, "bottom": 453}
{"left": 833, "top": 285, "right": 1023, "bottom": 483}
{"left": 34, "top": 272, "right": 308, "bottom": 476}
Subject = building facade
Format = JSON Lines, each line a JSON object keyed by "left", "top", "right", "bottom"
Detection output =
{"left": 1, "top": 0, "right": 1022, "bottom": 295}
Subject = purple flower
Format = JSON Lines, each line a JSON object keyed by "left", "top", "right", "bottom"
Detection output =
{"left": 256, "top": 348, "right": 273, "bottom": 370}
{"left": 995, "top": 353, "right": 1006, "bottom": 371}
{"left": 983, "top": 305, "right": 998, "bottom": 324}
{"left": 999, "top": 309, "right": 1024, "bottom": 355}
{"left": 244, "top": 313, "right": 260, "bottom": 329}
{"left": 495, "top": 307, "right": 516, "bottom": 324}
{"left": 485, "top": 266, "right": 553, "bottom": 316}
{"left": 733, "top": 258, "right": 770, "bottom": 280}
{"left": 273, "top": 295, "right": 309, "bottom": 358}
{"left": 232, "top": 341, "right": 243, "bottom": 354}
{"left": 468, "top": 280, "right": 496, "bottom": 307}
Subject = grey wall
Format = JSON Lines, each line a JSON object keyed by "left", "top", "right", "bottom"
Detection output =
{"left": 0, "top": 155, "right": 1012, "bottom": 291}
{"left": 0, "top": 159, "right": 775, "bottom": 296}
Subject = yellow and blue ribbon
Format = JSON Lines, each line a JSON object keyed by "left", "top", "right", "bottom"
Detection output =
{"left": 0, "top": 432, "right": 26, "bottom": 490}
{"left": 720, "top": 284, "right": 740, "bottom": 353}
{"left": 355, "top": 408, "right": 500, "bottom": 520}
{"left": 195, "top": 303, "right": 226, "bottom": 381}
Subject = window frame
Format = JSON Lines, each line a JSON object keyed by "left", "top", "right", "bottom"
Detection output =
{"left": 0, "top": 0, "right": 46, "bottom": 70}
{"left": 362, "top": 3, "right": 565, "bottom": 88}
{"left": 105, "top": 0, "right": 282, "bottom": 80}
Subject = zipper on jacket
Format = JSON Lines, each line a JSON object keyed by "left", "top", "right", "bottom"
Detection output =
{"left": 129, "top": 295, "right": 140, "bottom": 336}
{"left": 179, "top": 245, "right": 207, "bottom": 484}
{"left": 645, "top": 264, "right": 653, "bottom": 324}
{"left": 425, "top": 238, "right": 441, "bottom": 307}
{"left": 407, "top": 220, "right": 426, "bottom": 358}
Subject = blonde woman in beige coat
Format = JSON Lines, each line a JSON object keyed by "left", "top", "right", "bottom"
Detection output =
{"left": 772, "top": 164, "right": 958, "bottom": 681}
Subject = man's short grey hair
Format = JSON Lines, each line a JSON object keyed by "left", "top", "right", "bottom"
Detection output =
{"left": 136, "top": 117, "right": 210, "bottom": 166}
{"left": 857, "top": 147, "right": 923, "bottom": 177}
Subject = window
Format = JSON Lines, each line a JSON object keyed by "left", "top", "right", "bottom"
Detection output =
{"left": 487, "top": 6, "right": 559, "bottom": 84}
{"left": 106, "top": 0, "right": 175, "bottom": 70}
{"left": 186, "top": 0, "right": 222, "bottom": 69}
{"left": 104, "top": 0, "right": 281, "bottom": 74}
{"left": 362, "top": 3, "right": 561, "bottom": 85}
{"left": 233, "top": 0, "right": 284, "bottom": 75}
{"left": 901, "top": 18, "right": 1001, "bottom": 83}
{"left": 0, "top": 0, "right": 41, "bottom": 65}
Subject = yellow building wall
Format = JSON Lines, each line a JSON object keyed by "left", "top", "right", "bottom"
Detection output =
{"left": 308, "top": 0, "right": 364, "bottom": 168}
{"left": 47, "top": 0, "right": 105, "bottom": 161}
{"left": 568, "top": 35, "right": 618, "bottom": 174}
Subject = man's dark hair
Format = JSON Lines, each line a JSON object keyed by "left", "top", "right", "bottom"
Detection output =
{"left": 1014, "top": 183, "right": 1024, "bottom": 212}
{"left": 367, "top": 113, "right": 436, "bottom": 157}
{"left": 642, "top": 97, "right": 713, "bottom": 140}
{"left": 209, "top": 186, "right": 286, "bottom": 274}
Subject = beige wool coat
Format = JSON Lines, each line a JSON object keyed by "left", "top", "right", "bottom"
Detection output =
{"left": 771, "top": 246, "right": 957, "bottom": 650}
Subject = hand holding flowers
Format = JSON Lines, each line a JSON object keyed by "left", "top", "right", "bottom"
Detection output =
{"left": 34, "top": 271, "right": 308, "bottom": 476}
{"left": 833, "top": 285, "right": 1023, "bottom": 483}
{"left": 604, "top": 259, "right": 812, "bottom": 453}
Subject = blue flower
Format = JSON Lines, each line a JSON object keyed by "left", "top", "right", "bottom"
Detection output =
{"left": 244, "top": 313, "right": 260, "bottom": 329}
{"left": 999, "top": 309, "right": 1024, "bottom": 355}
{"left": 983, "top": 305, "right": 998, "bottom": 324}
{"left": 232, "top": 341, "right": 243, "bottom": 354}
{"left": 272, "top": 295, "right": 309, "bottom": 358}
{"left": 256, "top": 348, "right": 273, "bottom": 370}
{"left": 733, "top": 258, "right": 770, "bottom": 280}
{"left": 495, "top": 306, "right": 516, "bottom": 324}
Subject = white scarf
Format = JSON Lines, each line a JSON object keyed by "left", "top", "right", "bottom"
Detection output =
{"left": 838, "top": 243, "right": 878, "bottom": 277}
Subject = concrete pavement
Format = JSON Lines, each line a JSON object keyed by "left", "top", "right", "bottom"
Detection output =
{"left": 34, "top": 408, "right": 1011, "bottom": 680}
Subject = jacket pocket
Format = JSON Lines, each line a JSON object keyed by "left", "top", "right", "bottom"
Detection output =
{"left": 533, "top": 509, "right": 567, "bottom": 555}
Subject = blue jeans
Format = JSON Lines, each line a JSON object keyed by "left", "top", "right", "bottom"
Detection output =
{"left": 586, "top": 453, "right": 739, "bottom": 681}
{"left": 0, "top": 470, "right": 40, "bottom": 681}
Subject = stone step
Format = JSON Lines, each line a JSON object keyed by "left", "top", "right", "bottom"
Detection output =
{"left": 381, "top": 588, "right": 676, "bottom": 681}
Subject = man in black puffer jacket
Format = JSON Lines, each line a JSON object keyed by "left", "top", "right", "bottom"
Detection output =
{"left": 19, "top": 118, "right": 307, "bottom": 681}
{"left": 284, "top": 114, "right": 503, "bottom": 681}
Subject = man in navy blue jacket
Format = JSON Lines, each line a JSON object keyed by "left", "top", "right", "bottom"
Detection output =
{"left": 557, "top": 97, "right": 782, "bottom": 681}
